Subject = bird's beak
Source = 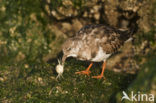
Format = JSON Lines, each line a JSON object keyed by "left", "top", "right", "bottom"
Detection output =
{"left": 62, "top": 55, "right": 67, "bottom": 65}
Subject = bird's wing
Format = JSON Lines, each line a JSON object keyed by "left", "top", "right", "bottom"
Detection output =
{"left": 98, "top": 29, "right": 123, "bottom": 54}
{"left": 77, "top": 24, "right": 123, "bottom": 54}
{"left": 76, "top": 24, "right": 104, "bottom": 36}
{"left": 75, "top": 24, "right": 133, "bottom": 54}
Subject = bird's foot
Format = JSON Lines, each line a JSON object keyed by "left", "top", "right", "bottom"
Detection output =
{"left": 75, "top": 70, "right": 91, "bottom": 76}
{"left": 92, "top": 75, "right": 105, "bottom": 79}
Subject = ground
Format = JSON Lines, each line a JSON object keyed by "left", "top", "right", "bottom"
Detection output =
{"left": 0, "top": 0, "right": 156, "bottom": 103}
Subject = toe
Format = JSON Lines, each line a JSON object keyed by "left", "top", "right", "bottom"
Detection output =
{"left": 75, "top": 70, "right": 91, "bottom": 75}
{"left": 92, "top": 75, "right": 104, "bottom": 79}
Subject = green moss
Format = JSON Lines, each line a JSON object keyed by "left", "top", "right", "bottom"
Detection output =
{"left": 0, "top": 59, "right": 137, "bottom": 102}
{"left": 116, "top": 50, "right": 156, "bottom": 103}
{"left": 0, "top": 0, "right": 156, "bottom": 102}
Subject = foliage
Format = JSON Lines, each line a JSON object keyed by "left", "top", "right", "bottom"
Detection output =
{"left": 0, "top": 0, "right": 51, "bottom": 64}
{"left": 0, "top": 0, "right": 155, "bottom": 103}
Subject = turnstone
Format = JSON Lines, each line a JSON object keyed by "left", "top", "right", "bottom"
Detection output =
{"left": 59, "top": 24, "right": 134, "bottom": 79}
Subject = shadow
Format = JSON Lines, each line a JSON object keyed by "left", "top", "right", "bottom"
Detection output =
{"left": 116, "top": 7, "right": 140, "bottom": 33}
{"left": 109, "top": 73, "right": 137, "bottom": 103}
{"left": 109, "top": 49, "right": 156, "bottom": 103}
{"left": 97, "top": 0, "right": 109, "bottom": 25}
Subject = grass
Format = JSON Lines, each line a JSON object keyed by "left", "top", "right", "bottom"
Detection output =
{"left": 0, "top": 0, "right": 155, "bottom": 102}
{"left": 0, "top": 59, "right": 137, "bottom": 103}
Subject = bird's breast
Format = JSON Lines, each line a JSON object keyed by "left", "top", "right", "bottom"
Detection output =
{"left": 91, "top": 47, "right": 111, "bottom": 62}
{"left": 77, "top": 48, "right": 92, "bottom": 61}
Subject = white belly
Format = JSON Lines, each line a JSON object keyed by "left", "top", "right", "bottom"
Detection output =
{"left": 91, "top": 47, "right": 111, "bottom": 62}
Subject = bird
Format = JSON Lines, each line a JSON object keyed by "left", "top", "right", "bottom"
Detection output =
{"left": 60, "top": 24, "right": 135, "bottom": 79}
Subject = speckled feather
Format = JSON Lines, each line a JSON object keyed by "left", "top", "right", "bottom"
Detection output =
{"left": 62, "top": 24, "right": 134, "bottom": 63}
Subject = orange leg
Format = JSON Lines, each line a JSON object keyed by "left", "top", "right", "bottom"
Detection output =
{"left": 75, "top": 63, "right": 93, "bottom": 76}
{"left": 92, "top": 61, "right": 106, "bottom": 79}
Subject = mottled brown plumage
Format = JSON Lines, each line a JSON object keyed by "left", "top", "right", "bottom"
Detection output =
{"left": 61, "top": 24, "right": 134, "bottom": 79}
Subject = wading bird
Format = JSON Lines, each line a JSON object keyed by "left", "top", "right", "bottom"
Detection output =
{"left": 57, "top": 24, "right": 134, "bottom": 79}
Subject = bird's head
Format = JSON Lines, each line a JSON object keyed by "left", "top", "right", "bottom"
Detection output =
{"left": 61, "top": 38, "right": 80, "bottom": 64}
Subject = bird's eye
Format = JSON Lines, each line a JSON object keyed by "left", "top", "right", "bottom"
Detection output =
{"left": 67, "top": 48, "right": 71, "bottom": 51}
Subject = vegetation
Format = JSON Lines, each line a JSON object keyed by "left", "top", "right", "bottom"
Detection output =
{"left": 0, "top": 0, "right": 155, "bottom": 102}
